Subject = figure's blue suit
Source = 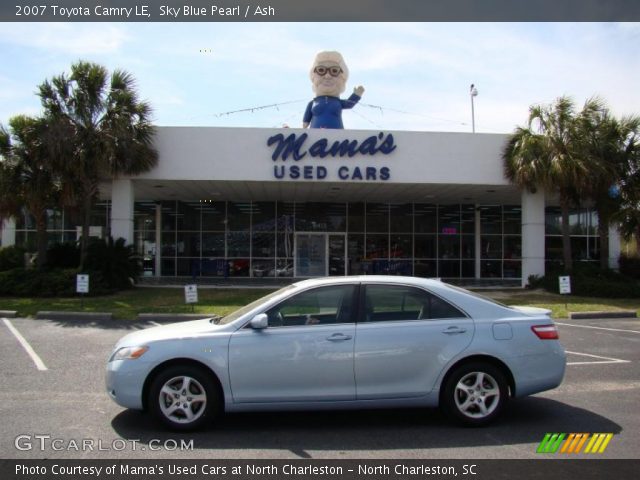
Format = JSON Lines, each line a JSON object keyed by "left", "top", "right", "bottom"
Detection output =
{"left": 303, "top": 93, "right": 362, "bottom": 129}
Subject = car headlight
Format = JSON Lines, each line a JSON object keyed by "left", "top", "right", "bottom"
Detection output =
{"left": 109, "top": 346, "right": 149, "bottom": 362}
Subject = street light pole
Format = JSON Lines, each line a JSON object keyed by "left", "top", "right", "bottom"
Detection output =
{"left": 470, "top": 84, "right": 478, "bottom": 133}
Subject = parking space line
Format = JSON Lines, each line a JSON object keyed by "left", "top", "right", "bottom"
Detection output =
{"left": 2, "top": 318, "right": 48, "bottom": 371}
{"left": 556, "top": 322, "right": 640, "bottom": 334}
{"left": 565, "top": 350, "right": 630, "bottom": 366}
{"left": 149, "top": 321, "right": 161, "bottom": 327}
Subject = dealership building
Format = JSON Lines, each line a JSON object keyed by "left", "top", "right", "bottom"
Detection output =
{"left": 0, "top": 127, "right": 619, "bottom": 287}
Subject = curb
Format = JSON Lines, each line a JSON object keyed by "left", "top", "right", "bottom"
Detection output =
{"left": 36, "top": 311, "right": 113, "bottom": 321}
{"left": 137, "top": 313, "right": 220, "bottom": 323}
{"left": 569, "top": 311, "right": 637, "bottom": 320}
{"left": 0, "top": 310, "right": 18, "bottom": 318}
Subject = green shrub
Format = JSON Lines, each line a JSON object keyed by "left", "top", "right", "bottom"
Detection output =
{"left": 0, "top": 268, "right": 75, "bottom": 296}
{"left": 619, "top": 255, "right": 640, "bottom": 280}
{"left": 0, "top": 246, "right": 26, "bottom": 272}
{"left": 0, "top": 268, "right": 115, "bottom": 297}
{"left": 534, "top": 263, "right": 640, "bottom": 298}
{"left": 84, "top": 237, "right": 140, "bottom": 290}
{"left": 46, "top": 242, "right": 80, "bottom": 269}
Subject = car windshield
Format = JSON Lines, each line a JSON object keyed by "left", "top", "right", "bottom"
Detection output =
{"left": 216, "top": 285, "right": 297, "bottom": 325}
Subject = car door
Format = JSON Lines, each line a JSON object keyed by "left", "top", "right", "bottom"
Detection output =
{"left": 228, "top": 284, "right": 357, "bottom": 403}
{"left": 354, "top": 284, "right": 474, "bottom": 399}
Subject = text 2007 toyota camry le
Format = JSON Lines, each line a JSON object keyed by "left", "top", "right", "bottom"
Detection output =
{"left": 106, "top": 276, "right": 565, "bottom": 430}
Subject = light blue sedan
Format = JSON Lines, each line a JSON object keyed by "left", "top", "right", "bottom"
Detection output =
{"left": 106, "top": 276, "right": 565, "bottom": 430}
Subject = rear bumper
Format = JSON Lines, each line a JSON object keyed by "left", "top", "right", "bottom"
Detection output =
{"left": 509, "top": 343, "right": 566, "bottom": 397}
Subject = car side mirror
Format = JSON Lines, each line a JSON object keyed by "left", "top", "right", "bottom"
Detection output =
{"left": 249, "top": 313, "right": 269, "bottom": 330}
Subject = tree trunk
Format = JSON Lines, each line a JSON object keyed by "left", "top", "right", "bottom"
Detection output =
{"left": 598, "top": 208, "right": 610, "bottom": 270}
{"left": 560, "top": 195, "right": 573, "bottom": 273}
{"left": 35, "top": 213, "right": 48, "bottom": 271}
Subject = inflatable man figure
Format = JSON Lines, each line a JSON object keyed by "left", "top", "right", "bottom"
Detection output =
{"left": 303, "top": 51, "right": 365, "bottom": 129}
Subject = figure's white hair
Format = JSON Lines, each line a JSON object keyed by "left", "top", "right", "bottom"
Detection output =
{"left": 309, "top": 51, "right": 349, "bottom": 81}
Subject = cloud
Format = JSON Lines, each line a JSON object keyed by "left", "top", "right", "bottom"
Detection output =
{"left": 0, "top": 23, "right": 130, "bottom": 55}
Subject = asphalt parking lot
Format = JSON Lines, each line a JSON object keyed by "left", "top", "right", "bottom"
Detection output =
{"left": 0, "top": 314, "right": 638, "bottom": 460}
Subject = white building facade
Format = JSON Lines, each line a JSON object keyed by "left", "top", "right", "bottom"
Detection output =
{"left": 1, "top": 127, "right": 620, "bottom": 286}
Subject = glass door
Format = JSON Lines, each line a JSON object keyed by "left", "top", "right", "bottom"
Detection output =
{"left": 295, "top": 234, "right": 327, "bottom": 277}
{"left": 328, "top": 234, "right": 346, "bottom": 276}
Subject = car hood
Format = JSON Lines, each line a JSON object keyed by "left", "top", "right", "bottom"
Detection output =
{"left": 509, "top": 305, "right": 553, "bottom": 317}
{"left": 115, "top": 318, "right": 227, "bottom": 348}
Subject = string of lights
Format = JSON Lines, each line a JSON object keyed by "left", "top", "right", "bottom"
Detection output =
{"left": 201, "top": 98, "right": 475, "bottom": 129}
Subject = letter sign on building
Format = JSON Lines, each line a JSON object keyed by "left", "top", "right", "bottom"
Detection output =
{"left": 266, "top": 132, "right": 396, "bottom": 182}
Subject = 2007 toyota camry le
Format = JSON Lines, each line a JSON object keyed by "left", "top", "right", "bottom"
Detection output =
{"left": 106, "top": 276, "right": 565, "bottom": 430}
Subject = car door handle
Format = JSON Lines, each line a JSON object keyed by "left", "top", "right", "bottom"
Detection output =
{"left": 442, "top": 326, "right": 467, "bottom": 335}
{"left": 326, "top": 333, "right": 353, "bottom": 342}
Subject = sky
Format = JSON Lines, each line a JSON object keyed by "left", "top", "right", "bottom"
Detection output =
{"left": 1, "top": 22, "right": 639, "bottom": 133}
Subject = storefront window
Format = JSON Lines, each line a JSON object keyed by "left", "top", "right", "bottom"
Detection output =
{"left": 227, "top": 202, "right": 251, "bottom": 232}
{"left": 177, "top": 202, "right": 201, "bottom": 231}
{"left": 366, "top": 203, "right": 389, "bottom": 233}
{"left": 366, "top": 234, "right": 389, "bottom": 259}
{"left": 348, "top": 203, "right": 365, "bottom": 232}
{"left": 390, "top": 234, "right": 412, "bottom": 258}
{"left": 252, "top": 202, "right": 276, "bottom": 232}
{"left": 414, "top": 204, "right": 437, "bottom": 233}
{"left": 389, "top": 204, "right": 412, "bottom": 233}
{"left": 202, "top": 202, "right": 226, "bottom": 231}
{"left": 295, "top": 202, "right": 345, "bottom": 232}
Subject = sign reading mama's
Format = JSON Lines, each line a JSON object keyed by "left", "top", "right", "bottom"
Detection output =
{"left": 267, "top": 132, "right": 396, "bottom": 181}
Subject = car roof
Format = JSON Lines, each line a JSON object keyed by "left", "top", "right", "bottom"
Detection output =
{"left": 293, "top": 275, "right": 445, "bottom": 289}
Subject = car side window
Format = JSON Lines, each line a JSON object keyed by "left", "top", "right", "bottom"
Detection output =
{"left": 265, "top": 285, "right": 356, "bottom": 327}
{"left": 364, "top": 285, "right": 465, "bottom": 322}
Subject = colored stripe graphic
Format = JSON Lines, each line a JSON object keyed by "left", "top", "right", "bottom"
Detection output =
{"left": 537, "top": 433, "right": 565, "bottom": 453}
{"left": 537, "top": 433, "right": 614, "bottom": 454}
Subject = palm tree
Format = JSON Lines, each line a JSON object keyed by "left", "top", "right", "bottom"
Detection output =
{"left": 614, "top": 129, "right": 640, "bottom": 252}
{"left": 503, "top": 96, "right": 604, "bottom": 273}
{"left": 0, "top": 116, "right": 60, "bottom": 269}
{"left": 579, "top": 107, "right": 640, "bottom": 269}
{"left": 37, "top": 61, "right": 158, "bottom": 268}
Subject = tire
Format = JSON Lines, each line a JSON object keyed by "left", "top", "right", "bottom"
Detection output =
{"left": 441, "top": 362, "right": 508, "bottom": 427}
{"left": 148, "top": 365, "right": 221, "bottom": 431}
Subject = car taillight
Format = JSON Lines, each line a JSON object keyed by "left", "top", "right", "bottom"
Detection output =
{"left": 531, "top": 324, "right": 559, "bottom": 340}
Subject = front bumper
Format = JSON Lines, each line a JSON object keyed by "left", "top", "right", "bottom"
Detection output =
{"left": 105, "top": 359, "right": 151, "bottom": 410}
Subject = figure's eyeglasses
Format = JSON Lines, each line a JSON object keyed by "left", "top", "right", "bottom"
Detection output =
{"left": 314, "top": 66, "right": 343, "bottom": 77}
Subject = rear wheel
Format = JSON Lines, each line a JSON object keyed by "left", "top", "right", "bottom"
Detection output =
{"left": 441, "top": 362, "right": 508, "bottom": 426}
{"left": 148, "top": 365, "right": 220, "bottom": 431}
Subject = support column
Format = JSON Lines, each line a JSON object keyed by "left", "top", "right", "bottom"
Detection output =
{"left": 608, "top": 224, "right": 621, "bottom": 270}
{"left": 155, "top": 203, "right": 162, "bottom": 277}
{"left": 474, "top": 205, "right": 481, "bottom": 279}
{"left": 521, "top": 189, "right": 545, "bottom": 287}
{"left": 110, "top": 178, "right": 134, "bottom": 245}
{"left": 1, "top": 218, "right": 16, "bottom": 247}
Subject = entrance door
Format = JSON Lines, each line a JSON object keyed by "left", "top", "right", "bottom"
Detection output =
{"left": 328, "top": 234, "right": 346, "bottom": 276}
{"left": 295, "top": 233, "right": 346, "bottom": 277}
{"left": 295, "top": 234, "right": 326, "bottom": 277}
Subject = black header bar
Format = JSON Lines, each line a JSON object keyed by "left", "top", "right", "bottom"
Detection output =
{"left": 2, "top": 459, "right": 640, "bottom": 480}
{"left": 4, "top": 0, "right": 640, "bottom": 22}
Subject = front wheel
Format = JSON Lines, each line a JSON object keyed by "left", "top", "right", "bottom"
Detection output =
{"left": 148, "top": 365, "right": 220, "bottom": 431}
{"left": 441, "top": 362, "right": 508, "bottom": 427}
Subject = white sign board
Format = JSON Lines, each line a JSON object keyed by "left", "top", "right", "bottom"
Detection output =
{"left": 184, "top": 284, "right": 198, "bottom": 304}
{"left": 76, "top": 274, "right": 89, "bottom": 293}
{"left": 558, "top": 276, "right": 571, "bottom": 295}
